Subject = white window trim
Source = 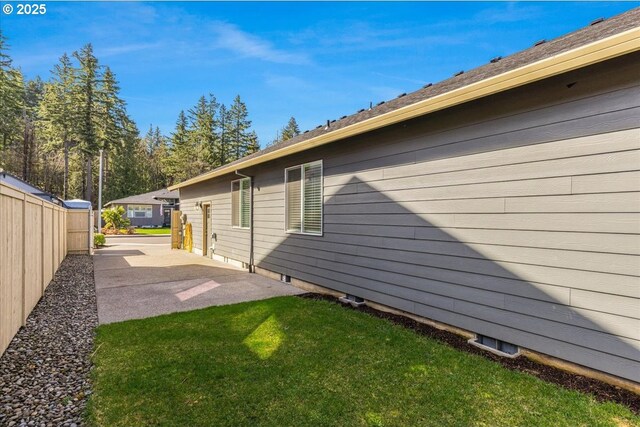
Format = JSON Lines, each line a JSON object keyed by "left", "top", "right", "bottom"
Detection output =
{"left": 127, "top": 204, "right": 153, "bottom": 219}
{"left": 284, "top": 160, "right": 323, "bottom": 236}
{"left": 231, "top": 177, "right": 251, "bottom": 230}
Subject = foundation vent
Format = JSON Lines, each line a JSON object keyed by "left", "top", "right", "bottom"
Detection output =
{"left": 469, "top": 334, "right": 520, "bottom": 358}
{"left": 280, "top": 274, "right": 291, "bottom": 283}
{"left": 339, "top": 294, "right": 365, "bottom": 307}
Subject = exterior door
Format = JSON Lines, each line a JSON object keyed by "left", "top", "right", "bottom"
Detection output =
{"left": 171, "top": 210, "right": 182, "bottom": 249}
{"left": 202, "top": 204, "right": 211, "bottom": 257}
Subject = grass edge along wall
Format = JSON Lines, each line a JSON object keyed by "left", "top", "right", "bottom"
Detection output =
{"left": 176, "top": 35, "right": 640, "bottom": 384}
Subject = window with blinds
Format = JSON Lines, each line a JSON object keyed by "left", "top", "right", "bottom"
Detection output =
{"left": 127, "top": 205, "right": 152, "bottom": 218}
{"left": 231, "top": 177, "right": 251, "bottom": 229}
{"left": 285, "top": 160, "right": 322, "bottom": 235}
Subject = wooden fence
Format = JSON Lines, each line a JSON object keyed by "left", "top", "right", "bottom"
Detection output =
{"left": 0, "top": 181, "right": 91, "bottom": 356}
{"left": 68, "top": 209, "right": 93, "bottom": 254}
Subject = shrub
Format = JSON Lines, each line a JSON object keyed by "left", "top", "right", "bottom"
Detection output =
{"left": 100, "top": 226, "right": 136, "bottom": 235}
{"left": 94, "top": 233, "right": 106, "bottom": 247}
{"left": 102, "top": 206, "right": 130, "bottom": 231}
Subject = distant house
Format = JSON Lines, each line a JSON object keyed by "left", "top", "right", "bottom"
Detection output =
{"left": 104, "top": 188, "right": 179, "bottom": 227}
{"left": 169, "top": 9, "right": 640, "bottom": 386}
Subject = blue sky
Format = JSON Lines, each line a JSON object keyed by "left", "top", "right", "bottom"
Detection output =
{"left": 2, "top": 2, "right": 636, "bottom": 146}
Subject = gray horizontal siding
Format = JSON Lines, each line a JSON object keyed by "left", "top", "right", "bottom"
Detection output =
{"left": 180, "top": 178, "right": 250, "bottom": 262}
{"left": 178, "top": 200, "right": 200, "bottom": 250}
{"left": 181, "top": 54, "right": 640, "bottom": 381}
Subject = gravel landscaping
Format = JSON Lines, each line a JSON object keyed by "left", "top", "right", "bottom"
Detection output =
{"left": 0, "top": 255, "right": 97, "bottom": 427}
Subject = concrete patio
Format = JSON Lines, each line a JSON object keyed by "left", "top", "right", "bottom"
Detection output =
{"left": 94, "top": 235, "right": 304, "bottom": 324}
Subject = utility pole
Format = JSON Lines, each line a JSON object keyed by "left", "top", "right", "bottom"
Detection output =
{"left": 98, "top": 149, "right": 103, "bottom": 231}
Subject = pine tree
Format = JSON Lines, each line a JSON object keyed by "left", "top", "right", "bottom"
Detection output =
{"left": 21, "top": 77, "right": 44, "bottom": 182}
{"left": 73, "top": 43, "right": 101, "bottom": 203}
{"left": 104, "top": 116, "right": 144, "bottom": 201}
{"left": 39, "top": 53, "right": 80, "bottom": 198}
{"left": 228, "top": 95, "right": 257, "bottom": 160}
{"left": 282, "top": 116, "right": 300, "bottom": 141}
{"left": 0, "top": 33, "right": 25, "bottom": 157}
{"left": 187, "top": 95, "right": 218, "bottom": 174}
{"left": 141, "top": 125, "right": 168, "bottom": 190}
{"left": 245, "top": 131, "right": 260, "bottom": 155}
{"left": 269, "top": 116, "right": 300, "bottom": 146}
{"left": 165, "top": 111, "right": 195, "bottom": 183}
{"left": 153, "top": 126, "right": 169, "bottom": 187}
{"left": 96, "top": 66, "right": 121, "bottom": 198}
{"left": 217, "top": 104, "right": 231, "bottom": 165}
{"left": 97, "top": 67, "right": 126, "bottom": 151}
{"left": 0, "top": 70, "right": 25, "bottom": 175}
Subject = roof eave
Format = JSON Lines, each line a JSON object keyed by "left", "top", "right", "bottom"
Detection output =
{"left": 169, "top": 27, "right": 640, "bottom": 191}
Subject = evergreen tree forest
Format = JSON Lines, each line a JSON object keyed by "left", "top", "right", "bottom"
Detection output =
{"left": 0, "top": 33, "right": 262, "bottom": 207}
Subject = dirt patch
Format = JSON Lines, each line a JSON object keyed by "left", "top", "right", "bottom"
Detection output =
{"left": 297, "top": 292, "right": 640, "bottom": 414}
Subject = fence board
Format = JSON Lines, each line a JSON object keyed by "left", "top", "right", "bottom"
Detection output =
{"left": 23, "top": 200, "right": 43, "bottom": 322}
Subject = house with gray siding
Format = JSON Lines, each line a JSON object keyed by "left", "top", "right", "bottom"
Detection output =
{"left": 104, "top": 188, "right": 179, "bottom": 227}
{"left": 169, "top": 9, "right": 640, "bottom": 387}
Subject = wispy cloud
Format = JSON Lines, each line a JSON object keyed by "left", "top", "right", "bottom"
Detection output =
{"left": 210, "top": 21, "right": 311, "bottom": 65}
{"left": 289, "top": 21, "right": 469, "bottom": 55}
{"left": 98, "top": 43, "right": 163, "bottom": 58}
{"left": 474, "top": 3, "right": 541, "bottom": 24}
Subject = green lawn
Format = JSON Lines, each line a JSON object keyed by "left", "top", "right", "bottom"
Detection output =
{"left": 134, "top": 227, "right": 171, "bottom": 235}
{"left": 88, "top": 297, "right": 638, "bottom": 427}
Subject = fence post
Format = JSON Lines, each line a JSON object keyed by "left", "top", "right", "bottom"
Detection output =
{"left": 21, "top": 193, "right": 26, "bottom": 326}
{"left": 63, "top": 210, "right": 67, "bottom": 256}
{"left": 51, "top": 208, "right": 55, "bottom": 280}
{"left": 88, "top": 209, "right": 92, "bottom": 252}
{"left": 41, "top": 200, "right": 45, "bottom": 295}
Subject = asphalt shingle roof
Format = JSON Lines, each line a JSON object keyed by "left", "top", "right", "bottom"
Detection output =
{"left": 179, "top": 7, "right": 639, "bottom": 185}
{"left": 105, "top": 188, "right": 179, "bottom": 206}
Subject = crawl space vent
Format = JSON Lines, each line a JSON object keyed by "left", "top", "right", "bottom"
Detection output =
{"left": 339, "top": 294, "right": 365, "bottom": 308}
{"left": 469, "top": 334, "right": 520, "bottom": 358}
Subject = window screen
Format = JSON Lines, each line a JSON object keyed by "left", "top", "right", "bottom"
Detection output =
{"left": 286, "top": 160, "right": 322, "bottom": 235}
{"left": 231, "top": 178, "right": 250, "bottom": 229}
{"left": 240, "top": 178, "right": 251, "bottom": 228}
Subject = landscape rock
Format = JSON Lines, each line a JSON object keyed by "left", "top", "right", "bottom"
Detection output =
{"left": 0, "top": 255, "right": 96, "bottom": 426}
